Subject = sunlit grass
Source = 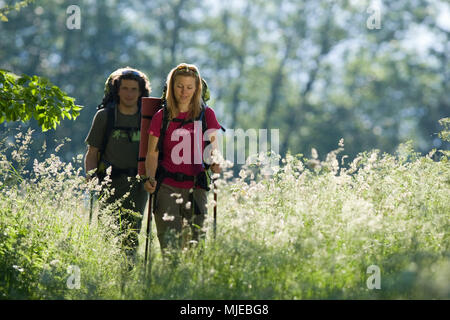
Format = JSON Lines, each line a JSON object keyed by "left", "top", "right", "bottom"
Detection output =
{"left": 0, "top": 129, "right": 449, "bottom": 299}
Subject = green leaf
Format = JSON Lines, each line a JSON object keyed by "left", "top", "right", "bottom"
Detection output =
{"left": 0, "top": 70, "right": 80, "bottom": 131}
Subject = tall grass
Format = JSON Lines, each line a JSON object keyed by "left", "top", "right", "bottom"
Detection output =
{"left": 0, "top": 128, "right": 449, "bottom": 299}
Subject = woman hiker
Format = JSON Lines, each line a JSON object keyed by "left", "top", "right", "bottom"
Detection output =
{"left": 144, "top": 63, "right": 222, "bottom": 253}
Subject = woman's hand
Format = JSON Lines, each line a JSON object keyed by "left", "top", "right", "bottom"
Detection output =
{"left": 211, "top": 163, "right": 221, "bottom": 174}
{"left": 144, "top": 177, "right": 157, "bottom": 194}
{"left": 145, "top": 135, "right": 159, "bottom": 194}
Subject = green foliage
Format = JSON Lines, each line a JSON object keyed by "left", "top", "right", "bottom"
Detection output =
{"left": 0, "top": 134, "right": 448, "bottom": 299}
{"left": 0, "top": 0, "right": 34, "bottom": 22}
{"left": 0, "top": 70, "right": 82, "bottom": 131}
{"left": 0, "top": 0, "right": 449, "bottom": 298}
{"left": 438, "top": 118, "right": 450, "bottom": 142}
{"left": 0, "top": 131, "right": 125, "bottom": 299}
{"left": 0, "top": 0, "right": 448, "bottom": 164}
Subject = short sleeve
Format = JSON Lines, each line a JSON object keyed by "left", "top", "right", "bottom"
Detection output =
{"left": 205, "top": 107, "right": 222, "bottom": 131}
{"left": 85, "top": 109, "right": 107, "bottom": 148}
{"left": 148, "top": 108, "right": 164, "bottom": 137}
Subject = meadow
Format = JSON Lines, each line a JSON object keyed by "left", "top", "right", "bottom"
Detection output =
{"left": 0, "top": 129, "right": 449, "bottom": 299}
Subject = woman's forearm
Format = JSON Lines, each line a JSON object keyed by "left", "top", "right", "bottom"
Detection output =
{"left": 145, "top": 152, "right": 159, "bottom": 179}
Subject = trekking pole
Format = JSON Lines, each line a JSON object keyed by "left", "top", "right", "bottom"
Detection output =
{"left": 144, "top": 193, "right": 153, "bottom": 279}
{"left": 213, "top": 177, "right": 217, "bottom": 240}
{"left": 89, "top": 191, "right": 94, "bottom": 224}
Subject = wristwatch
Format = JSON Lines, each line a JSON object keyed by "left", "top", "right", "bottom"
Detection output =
{"left": 143, "top": 176, "right": 156, "bottom": 184}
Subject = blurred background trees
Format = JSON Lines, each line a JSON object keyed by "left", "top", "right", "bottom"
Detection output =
{"left": 1, "top": 0, "right": 448, "bottom": 168}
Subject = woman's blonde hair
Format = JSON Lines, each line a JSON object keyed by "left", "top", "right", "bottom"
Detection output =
{"left": 165, "top": 63, "right": 203, "bottom": 120}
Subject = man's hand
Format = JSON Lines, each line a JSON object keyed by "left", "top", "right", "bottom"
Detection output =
{"left": 85, "top": 146, "right": 99, "bottom": 179}
{"left": 85, "top": 168, "right": 97, "bottom": 183}
{"left": 86, "top": 173, "right": 95, "bottom": 182}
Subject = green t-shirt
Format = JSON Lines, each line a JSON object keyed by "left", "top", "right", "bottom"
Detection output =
{"left": 85, "top": 106, "right": 141, "bottom": 170}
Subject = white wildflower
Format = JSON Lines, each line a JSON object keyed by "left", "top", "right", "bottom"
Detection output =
{"left": 223, "top": 171, "right": 233, "bottom": 180}
{"left": 296, "top": 161, "right": 304, "bottom": 172}
{"left": 162, "top": 213, "right": 175, "bottom": 221}
{"left": 368, "top": 152, "right": 378, "bottom": 164}
{"left": 13, "top": 265, "right": 24, "bottom": 272}
{"left": 50, "top": 260, "right": 60, "bottom": 267}
{"left": 170, "top": 193, "right": 182, "bottom": 198}
{"left": 311, "top": 148, "right": 318, "bottom": 160}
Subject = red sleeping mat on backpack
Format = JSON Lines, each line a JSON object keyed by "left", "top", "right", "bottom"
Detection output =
{"left": 138, "top": 97, "right": 162, "bottom": 176}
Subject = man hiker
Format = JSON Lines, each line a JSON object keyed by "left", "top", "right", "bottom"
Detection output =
{"left": 84, "top": 67, "right": 151, "bottom": 267}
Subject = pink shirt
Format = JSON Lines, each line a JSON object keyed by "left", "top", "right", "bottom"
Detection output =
{"left": 148, "top": 106, "right": 222, "bottom": 189}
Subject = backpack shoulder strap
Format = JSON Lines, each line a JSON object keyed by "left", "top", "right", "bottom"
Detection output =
{"left": 157, "top": 104, "right": 169, "bottom": 160}
{"left": 200, "top": 103, "right": 207, "bottom": 133}
{"left": 200, "top": 104, "right": 211, "bottom": 169}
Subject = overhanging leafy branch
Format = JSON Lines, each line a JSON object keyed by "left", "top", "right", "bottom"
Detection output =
{"left": 0, "top": 69, "right": 82, "bottom": 131}
{"left": 0, "top": 0, "right": 35, "bottom": 22}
